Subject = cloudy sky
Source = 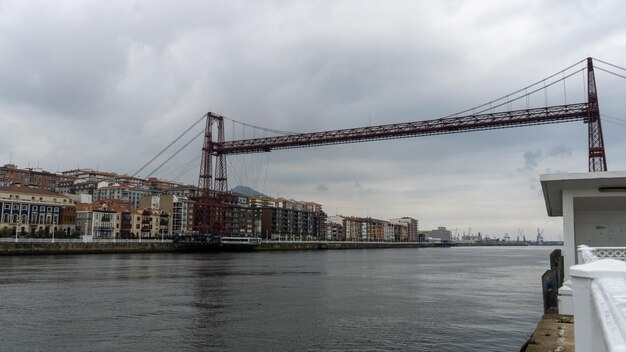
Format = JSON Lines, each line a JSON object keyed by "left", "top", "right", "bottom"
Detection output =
{"left": 2, "top": 0, "right": 626, "bottom": 240}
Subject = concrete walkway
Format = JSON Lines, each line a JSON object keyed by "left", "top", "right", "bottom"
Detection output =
{"left": 523, "top": 314, "right": 574, "bottom": 351}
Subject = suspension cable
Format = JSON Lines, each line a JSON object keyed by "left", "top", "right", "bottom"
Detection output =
{"left": 465, "top": 67, "right": 585, "bottom": 116}
{"left": 595, "top": 66, "right": 626, "bottom": 80}
{"left": 445, "top": 58, "right": 586, "bottom": 118}
{"left": 145, "top": 129, "right": 204, "bottom": 178}
{"left": 132, "top": 113, "right": 207, "bottom": 177}
{"left": 222, "top": 116, "right": 301, "bottom": 135}
{"left": 170, "top": 151, "right": 202, "bottom": 182}
{"left": 593, "top": 58, "right": 626, "bottom": 72}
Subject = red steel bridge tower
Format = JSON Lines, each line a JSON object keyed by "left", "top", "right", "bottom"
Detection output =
{"left": 586, "top": 57, "right": 608, "bottom": 172}
{"left": 193, "top": 58, "right": 608, "bottom": 235}
{"left": 193, "top": 112, "right": 229, "bottom": 235}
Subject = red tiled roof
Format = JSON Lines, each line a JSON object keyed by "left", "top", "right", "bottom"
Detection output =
{"left": 0, "top": 185, "right": 67, "bottom": 197}
{"left": 76, "top": 199, "right": 134, "bottom": 212}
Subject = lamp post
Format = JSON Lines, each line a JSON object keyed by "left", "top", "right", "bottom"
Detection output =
{"left": 52, "top": 216, "right": 55, "bottom": 243}
{"left": 15, "top": 208, "right": 19, "bottom": 243}
{"left": 160, "top": 218, "right": 164, "bottom": 243}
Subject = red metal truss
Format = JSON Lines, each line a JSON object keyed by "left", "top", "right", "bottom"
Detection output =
{"left": 194, "top": 112, "right": 229, "bottom": 235}
{"left": 216, "top": 104, "right": 589, "bottom": 155}
{"left": 586, "top": 57, "right": 608, "bottom": 172}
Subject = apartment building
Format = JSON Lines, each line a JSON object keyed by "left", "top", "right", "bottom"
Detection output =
{"left": 94, "top": 184, "right": 152, "bottom": 208}
{"left": 0, "top": 164, "right": 60, "bottom": 191}
{"left": 138, "top": 194, "right": 195, "bottom": 236}
{"left": 254, "top": 197, "right": 326, "bottom": 240}
{"left": 430, "top": 226, "right": 452, "bottom": 242}
{"left": 225, "top": 194, "right": 258, "bottom": 237}
{"left": 326, "top": 222, "right": 344, "bottom": 240}
{"left": 130, "top": 208, "right": 169, "bottom": 239}
{"left": 76, "top": 203, "right": 117, "bottom": 239}
{"left": 0, "top": 185, "right": 73, "bottom": 235}
{"left": 390, "top": 217, "right": 419, "bottom": 241}
{"left": 75, "top": 200, "right": 134, "bottom": 239}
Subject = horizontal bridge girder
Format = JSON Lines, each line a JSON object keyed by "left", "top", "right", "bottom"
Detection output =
{"left": 216, "top": 103, "right": 589, "bottom": 155}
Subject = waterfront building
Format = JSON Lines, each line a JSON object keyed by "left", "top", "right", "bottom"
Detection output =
{"left": 0, "top": 185, "right": 73, "bottom": 235}
{"left": 254, "top": 197, "right": 326, "bottom": 240}
{"left": 94, "top": 184, "right": 153, "bottom": 209}
{"left": 393, "top": 223, "right": 409, "bottom": 241}
{"left": 343, "top": 216, "right": 364, "bottom": 241}
{"left": 249, "top": 195, "right": 276, "bottom": 208}
{"left": 225, "top": 193, "right": 258, "bottom": 237}
{"left": 75, "top": 203, "right": 117, "bottom": 239}
{"left": 131, "top": 208, "right": 169, "bottom": 239}
{"left": 369, "top": 218, "right": 386, "bottom": 241}
{"left": 390, "top": 217, "right": 419, "bottom": 241}
{"left": 75, "top": 200, "right": 134, "bottom": 239}
{"left": 0, "top": 164, "right": 60, "bottom": 191}
{"left": 430, "top": 227, "right": 452, "bottom": 242}
{"left": 139, "top": 194, "right": 195, "bottom": 236}
{"left": 383, "top": 221, "right": 396, "bottom": 241}
{"left": 325, "top": 222, "right": 344, "bottom": 240}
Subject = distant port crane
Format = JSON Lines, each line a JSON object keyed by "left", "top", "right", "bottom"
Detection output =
{"left": 166, "top": 58, "right": 620, "bottom": 235}
{"left": 537, "top": 228, "right": 544, "bottom": 244}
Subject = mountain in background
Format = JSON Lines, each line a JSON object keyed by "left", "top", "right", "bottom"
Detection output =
{"left": 231, "top": 185, "right": 268, "bottom": 197}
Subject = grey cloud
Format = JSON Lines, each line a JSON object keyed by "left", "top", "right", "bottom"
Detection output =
{"left": 547, "top": 146, "right": 572, "bottom": 158}
{"left": 315, "top": 183, "right": 329, "bottom": 192}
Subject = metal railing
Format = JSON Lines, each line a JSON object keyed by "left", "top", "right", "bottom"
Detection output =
{"left": 571, "top": 245, "right": 626, "bottom": 352}
{"left": 0, "top": 237, "right": 172, "bottom": 243}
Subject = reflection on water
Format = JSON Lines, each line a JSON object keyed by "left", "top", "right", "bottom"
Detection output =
{"left": 0, "top": 247, "right": 553, "bottom": 351}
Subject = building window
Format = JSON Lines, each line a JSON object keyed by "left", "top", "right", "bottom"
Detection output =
{"left": 47, "top": 207, "right": 52, "bottom": 212}
{"left": 53, "top": 208, "right": 59, "bottom": 213}
{"left": 3, "top": 204, "right": 9, "bottom": 210}
{"left": 40, "top": 206, "right": 45, "bottom": 211}
{"left": 21, "top": 205, "right": 28, "bottom": 211}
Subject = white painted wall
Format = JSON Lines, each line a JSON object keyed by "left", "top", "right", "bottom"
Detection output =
{"left": 575, "top": 210, "right": 626, "bottom": 247}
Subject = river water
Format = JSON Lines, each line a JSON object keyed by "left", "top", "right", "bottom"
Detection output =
{"left": 0, "top": 246, "right": 554, "bottom": 351}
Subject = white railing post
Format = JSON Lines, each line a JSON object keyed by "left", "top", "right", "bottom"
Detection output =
{"left": 570, "top": 253, "right": 626, "bottom": 352}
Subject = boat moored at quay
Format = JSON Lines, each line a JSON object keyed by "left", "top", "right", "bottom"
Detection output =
{"left": 172, "top": 233, "right": 261, "bottom": 251}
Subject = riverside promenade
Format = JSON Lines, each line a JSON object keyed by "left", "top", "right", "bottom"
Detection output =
{"left": 0, "top": 238, "right": 435, "bottom": 255}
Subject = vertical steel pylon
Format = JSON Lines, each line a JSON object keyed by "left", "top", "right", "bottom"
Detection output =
{"left": 586, "top": 57, "right": 608, "bottom": 172}
{"left": 194, "top": 112, "right": 228, "bottom": 235}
